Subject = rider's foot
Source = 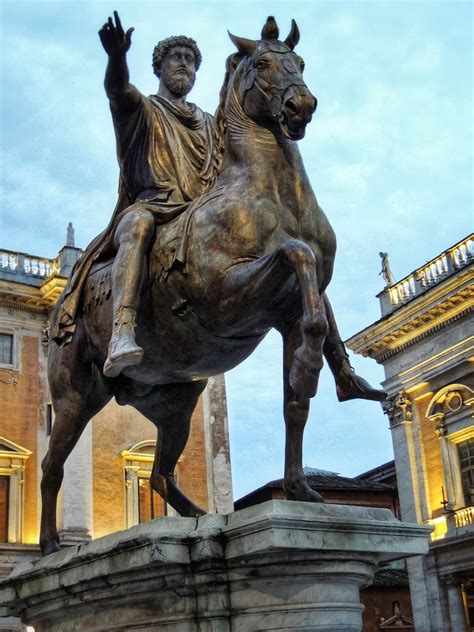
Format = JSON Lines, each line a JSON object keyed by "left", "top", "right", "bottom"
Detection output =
{"left": 104, "top": 331, "right": 144, "bottom": 378}
{"left": 104, "top": 306, "right": 144, "bottom": 378}
{"left": 336, "top": 359, "right": 387, "bottom": 402}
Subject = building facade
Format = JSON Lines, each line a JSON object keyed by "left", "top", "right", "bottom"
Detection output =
{"left": 347, "top": 234, "right": 474, "bottom": 632}
{"left": 0, "top": 232, "right": 233, "bottom": 629}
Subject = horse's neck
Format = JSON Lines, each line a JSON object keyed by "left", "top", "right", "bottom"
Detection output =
{"left": 220, "top": 91, "right": 307, "bottom": 195}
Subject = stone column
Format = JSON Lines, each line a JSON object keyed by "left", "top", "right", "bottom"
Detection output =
{"left": 444, "top": 575, "right": 469, "bottom": 632}
{"left": 58, "top": 424, "right": 93, "bottom": 545}
{"left": 202, "top": 374, "right": 233, "bottom": 514}
{"left": 383, "top": 393, "right": 433, "bottom": 631}
{"left": 383, "top": 393, "right": 420, "bottom": 522}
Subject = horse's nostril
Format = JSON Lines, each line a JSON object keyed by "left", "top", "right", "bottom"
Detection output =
{"left": 285, "top": 99, "right": 298, "bottom": 114}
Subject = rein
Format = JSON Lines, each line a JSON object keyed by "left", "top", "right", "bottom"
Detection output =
{"left": 240, "top": 51, "right": 309, "bottom": 122}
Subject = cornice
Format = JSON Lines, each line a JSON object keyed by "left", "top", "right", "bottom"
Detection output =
{"left": 346, "top": 270, "right": 473, "bottom": 362}
{"left": 0, "top": 275, "right": 66, "bottom": 313}
{"left": 0, "top": 296, "right": 47, "bottom": 314}
{"left": 377, "top": 305, "right": 473, "bottom": 362}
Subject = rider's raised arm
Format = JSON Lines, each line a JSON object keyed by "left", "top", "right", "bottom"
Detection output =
{"left": 99, "top": 11, "right": 141, "bottom": 112}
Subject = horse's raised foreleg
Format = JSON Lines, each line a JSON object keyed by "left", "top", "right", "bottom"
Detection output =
{"left": 133, "top": 380, "right": 208, "bottom": 517}
{"left": 221, "top": 239, "right": 328, "bottom": 399}
{"left": 40, "top": 336, "right": 113, "bottom": 555}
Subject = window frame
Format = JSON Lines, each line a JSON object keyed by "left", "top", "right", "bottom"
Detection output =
{"left": 0, "top": 437, "right": 32, "bottom": 543}
{"left": 120, "top": 441, "right": 175, "bottom": 528}
{"left": 447, "top": 428, "right": 474, "bottom": 509}
{"left": 0, "top": 330, "right": 19, "bottom": 371}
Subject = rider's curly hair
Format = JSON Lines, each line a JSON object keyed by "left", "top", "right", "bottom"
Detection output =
{"left": 152, "top": 36, "right": 202, "bottom": 77}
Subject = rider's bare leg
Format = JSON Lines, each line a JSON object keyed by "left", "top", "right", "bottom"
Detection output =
{"left": 322, "top": 294, "right": 386, "bottom": 402}
{"left": 103, "top": 210, "right": 154, "bottom": 378}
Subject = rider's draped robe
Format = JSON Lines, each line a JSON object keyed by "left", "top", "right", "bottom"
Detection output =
{"left": 51, "top": 93, "right": 216, "bottom": 344}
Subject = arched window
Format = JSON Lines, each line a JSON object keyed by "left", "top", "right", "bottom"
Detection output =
{"left": 120, "top": 441, "right": 168, "bottom": 528}
{"left": 426, "top": 384, "right": 474, "bottom": 511}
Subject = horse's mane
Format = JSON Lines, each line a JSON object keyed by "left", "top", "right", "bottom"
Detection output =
{"left": 211, "top": 52, "right": 242, "bottom": 181}
{"left": 210, "top": 15, "right": 293, "bottom": 182}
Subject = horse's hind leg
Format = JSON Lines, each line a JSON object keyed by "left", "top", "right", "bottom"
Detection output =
{"left": 40, "top": 343, "right": 112, "bottom": 555}
{"left": 133, "top": 380, "right": 208, "bottom": 517}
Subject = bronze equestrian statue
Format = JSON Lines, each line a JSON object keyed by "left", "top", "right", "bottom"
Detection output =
{"left": 40, "top": 15, "right": 385, "bottom": 555}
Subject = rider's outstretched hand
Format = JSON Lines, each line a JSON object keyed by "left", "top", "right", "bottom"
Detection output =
{"left": 99, "top": 10, "right": 134, "bottom": 56}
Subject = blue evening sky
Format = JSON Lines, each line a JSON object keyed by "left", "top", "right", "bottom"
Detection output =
{"left": 1, "top": 1, "right": 472, "bottom": 500}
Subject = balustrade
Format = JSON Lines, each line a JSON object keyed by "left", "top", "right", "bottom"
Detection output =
{"left": 454, "top": 506, "right": 473, "bottom": 529}
{"left": 0, "top": 249, "right": 58, "bottom": 279}
{"left": 382, "top": 234, "right": 473, "bottom": 313}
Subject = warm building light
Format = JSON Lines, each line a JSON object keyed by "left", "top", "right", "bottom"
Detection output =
{"left": 428, "top": 516, "right": 447, "bottom": 541}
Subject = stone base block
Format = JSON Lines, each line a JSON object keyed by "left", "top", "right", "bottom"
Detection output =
{"left": 0, "top": 501, "right": 431, "bottom": 631}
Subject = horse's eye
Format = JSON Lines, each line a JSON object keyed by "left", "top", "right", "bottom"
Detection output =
{"left": 256, "top": 60, "right": 267, "bottom": 71}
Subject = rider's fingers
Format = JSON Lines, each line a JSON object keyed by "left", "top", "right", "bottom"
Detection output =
{"left": 108, "top": 16, "right": 114, "bottom": 29}
{"left": 126, "top": 27, "right": 134, "bottom": 43}
{"left": 114, "top": 11, "right": 123, "bottom": 32}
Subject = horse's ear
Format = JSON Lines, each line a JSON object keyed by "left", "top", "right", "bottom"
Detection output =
{"left": 284, "top": 19, "right": 300, "bottom": 49}
{"left": 261, "top": 16, "right": 279, "bottom": 40}
{"left": 228, "top": 31, "right": 257, "bottom": 56}
{"left": 226, "top": 52, "right": 242, "bottom": 74}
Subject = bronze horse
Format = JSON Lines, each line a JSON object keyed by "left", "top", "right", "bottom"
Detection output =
{"left": 40, "top": 18, "right": 380, "bottom": 555}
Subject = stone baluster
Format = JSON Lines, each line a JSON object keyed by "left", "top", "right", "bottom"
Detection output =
{"left": 17, "top": 254, "right": 24, "bottom": 274}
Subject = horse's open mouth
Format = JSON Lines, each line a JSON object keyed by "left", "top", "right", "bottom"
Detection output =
{"left": 279, "top": 112, "right": 307, "bottom": 141}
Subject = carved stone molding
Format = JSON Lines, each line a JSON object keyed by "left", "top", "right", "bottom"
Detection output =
{"left": 382, "top": 392, "right": 413, "bottom": 427}
{"left": 426, "top": 383, "right": 474, "bottom": 422}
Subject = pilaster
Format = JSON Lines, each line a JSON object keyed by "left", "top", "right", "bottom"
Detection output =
{"left": 202, "top": 374, "right": 233, "bottom": 514}
{"left": 442, "top": 574, "right": 470, "bottom": 632}
{"left": 58, "top": 424, "right": 93, "bottom": 545}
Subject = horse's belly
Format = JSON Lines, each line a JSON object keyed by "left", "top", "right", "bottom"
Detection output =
{"left": 123, "top": 281, "right": 265, "bottom": 384}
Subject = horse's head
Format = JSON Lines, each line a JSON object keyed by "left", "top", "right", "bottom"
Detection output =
{"left": 227, "top": 16, "right": 317, "bottom": 140}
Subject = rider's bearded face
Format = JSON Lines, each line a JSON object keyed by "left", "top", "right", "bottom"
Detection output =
{"left": 160, "top": 46, "right": 196, "bottom": 97}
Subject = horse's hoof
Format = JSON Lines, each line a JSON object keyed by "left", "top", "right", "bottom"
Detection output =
{"left": 284, "top": 480, "right": 325, "bottom": 503}
{"left": 289, "top": 355, "right": 319, "bottom": 398}
{"left": 336, "top": 366, "right": 387, "bottom": 403}
{"left": 184, "top": 502, "right": 207, "bottom": 518}
{"left": 40, "top": 539, "right": 61, "bottom": 556}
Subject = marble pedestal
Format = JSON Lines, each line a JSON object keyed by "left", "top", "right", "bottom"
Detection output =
{"left": 0, "top": 501, "right": 431, "bottom": 631}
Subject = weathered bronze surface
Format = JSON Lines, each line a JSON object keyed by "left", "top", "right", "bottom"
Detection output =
{"left": 41, "top": 14, "right": 386, "bottom": 555}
